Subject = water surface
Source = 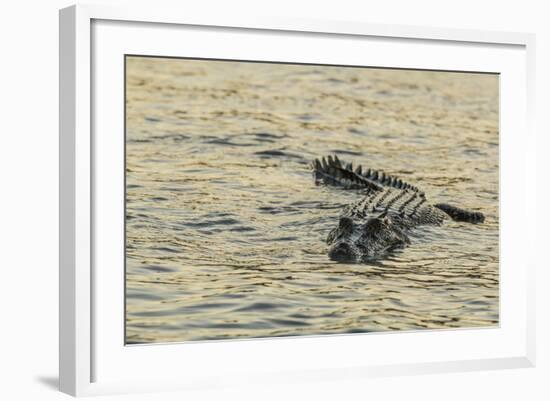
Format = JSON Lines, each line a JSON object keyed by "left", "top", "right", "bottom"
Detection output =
{"left": 125, "top": 57, "right": 499, "bottom": 343}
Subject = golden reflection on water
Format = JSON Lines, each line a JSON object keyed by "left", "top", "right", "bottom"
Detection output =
{"left": 125, "top": 56, "right": 499, "bottom": 344}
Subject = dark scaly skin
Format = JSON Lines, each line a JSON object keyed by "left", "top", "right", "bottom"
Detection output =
{"left": 312, "top": 155, "right": 485, "bottom": 262}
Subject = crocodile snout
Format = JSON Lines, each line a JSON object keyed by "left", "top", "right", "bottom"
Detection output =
{"left": 328, "top": 242, "right": 355, "bottom": 262}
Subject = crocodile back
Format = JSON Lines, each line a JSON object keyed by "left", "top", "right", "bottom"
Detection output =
{"left": 343, "top": 187, "right": 447, "bottom": 227}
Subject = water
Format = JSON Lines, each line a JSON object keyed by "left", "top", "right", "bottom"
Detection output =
{"left": 125, "top": 56, "right": 499, "bottom": 344}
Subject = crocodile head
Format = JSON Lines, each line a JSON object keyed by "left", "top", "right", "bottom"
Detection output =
{"left": 326, "top": 215, "right": 410, "bottom": 262}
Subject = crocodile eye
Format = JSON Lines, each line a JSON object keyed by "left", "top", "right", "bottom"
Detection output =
{"left": 364, "top": 216, "right": 388, "bottom": 231}
{"left": 338, "top": 217, "right": 354, "bottom": 233}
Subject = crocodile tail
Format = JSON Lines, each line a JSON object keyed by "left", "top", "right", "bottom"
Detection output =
{"left": 434, "top": 203, "right": 485, "bottom": 223}
{"left": 312, "top": 155, "right": 419, "bottom": 192}
{"left": 357, "top": 165, "right": 419, "bottom": 192}
{"left": 312, "top": 155, "right": 382, "bottom": 191}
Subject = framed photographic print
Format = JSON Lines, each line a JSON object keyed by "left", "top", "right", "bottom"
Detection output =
{"left": 59, "top": 4, "right": 536, "bottom": 396}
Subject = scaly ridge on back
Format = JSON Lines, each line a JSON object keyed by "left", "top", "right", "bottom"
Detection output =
{"left": 312, "top": 155, "right": 420, "bottom": 193}
{"left": 312, "top": 155, "right": 383, "bottom": 191}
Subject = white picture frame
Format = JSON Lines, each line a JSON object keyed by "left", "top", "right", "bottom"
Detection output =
{"left": 59, "top": 4, "right": 536, "bottom": 397}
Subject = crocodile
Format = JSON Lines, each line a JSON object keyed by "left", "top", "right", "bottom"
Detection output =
{"left": 312, "top": 155, "right": 485, "bottom": 262}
